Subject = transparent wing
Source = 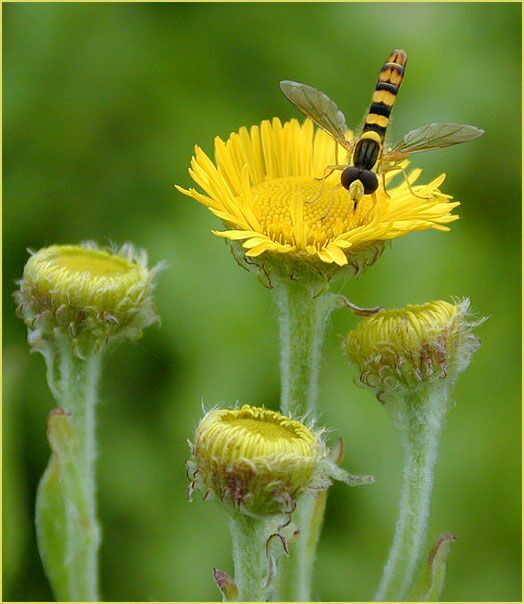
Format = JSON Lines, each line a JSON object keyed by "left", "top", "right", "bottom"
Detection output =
{"left": 385, "top": 122, "right": 485, "bottom": 161}
{"left": 280, "top": 80, "right": 353, "bottom": 151}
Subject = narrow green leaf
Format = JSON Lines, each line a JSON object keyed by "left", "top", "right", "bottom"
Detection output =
{"left": 213, "top": 568, "right": 239, "bottom": 601}
{"left": 35, "top": 408, "right": 99, "bottom": 601}
{"left": 408, "top": 533, "right": 457, "bottom": 601}
{"left": 35, "top": 453, "right": 70, "bottom": 600}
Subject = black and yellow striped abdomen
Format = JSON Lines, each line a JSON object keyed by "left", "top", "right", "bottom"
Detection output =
{"left": 365, "top": 49, "right": 407, "bottom": 139}
{"left": 352, "top": 49, "right": 408, "bottom": 171}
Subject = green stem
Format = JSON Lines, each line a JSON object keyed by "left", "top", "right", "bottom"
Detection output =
{"left": 277, "top": 491, "right": 328, "bottom": 602}
{"left": 272, "top": 275, "right": 338, "bottom": 600}
{"left": 273, "top": 275, "right": 336, "bottom": 418}
{"left": 36, "top": 336, "right": 102, "bottom": 601}
{"left": 375, "top": 382, "right": 450, "bottom": 602}
{"left": 229, "top": 513, "right": 271, "bottom": 601}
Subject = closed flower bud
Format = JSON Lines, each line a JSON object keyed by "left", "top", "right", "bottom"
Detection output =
{"left": 343, "top": 299, "right": 481, "bottom": 397}
{"left": 187, "top": 404, "right": 371, "bottom": 518}
{"left": 15, "top": 242, "right": 160, "bottom": 352}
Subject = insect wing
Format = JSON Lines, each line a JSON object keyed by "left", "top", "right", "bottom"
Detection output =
{"left": 386, "top": 122, "right": 485, "bottom": 160}
{"left": 280, "top": 80, "right": 353, "bottom": 151}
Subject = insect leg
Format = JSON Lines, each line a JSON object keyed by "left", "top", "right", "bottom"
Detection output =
{"left": 381, "top": 170, "right": 391, "bottom": 199}
{"left": 317, "top": 183, "right": 342, "bottom": 220}
{"left": 307, "top": 164, "right": 345, "bottom": 206}
{"left": 354, "top": 191, "right": 377, "bottom": 223}
{"left": 369, "top": 190, "right": 378, "bottom": 212}
{"left": 382, "top": 164, "right": 430, "bottom": 200}
{"left": 313, "top": 164, "right": 347, "bottom": 182}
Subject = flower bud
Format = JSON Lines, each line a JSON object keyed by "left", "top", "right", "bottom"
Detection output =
{"left": 188, "top": 404, "right": 370, "bottom": 518}
{"left": 188, "top": 405, "right": 321, "bottom": 517}
{"left": 343, "top": 299, "right": 481, "bottom": 397}
{"left": 15, "top": 242, "right": 160, "bottom": 352}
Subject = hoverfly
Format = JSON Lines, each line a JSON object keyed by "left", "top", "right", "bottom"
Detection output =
{"left": 280, "top": 49, "right": 484, "bottom": 208}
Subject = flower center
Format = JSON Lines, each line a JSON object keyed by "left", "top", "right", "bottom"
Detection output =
{"left": 225, "top": 418, "right": 301, "bottom": 442}
{"left": 365, "top": 301, "right": 458, "bottom": 344}
{"left": 24, "top": 244, "right": 149, "bottom": 312}
{"left": 346, "top": 301, "right": 460, "bottom": 362}
{"left": 199, "top": 405, "right": 317, "bottom": 462}
{"left": 52, "top": 247, "right": 132, "bottom": 277}
{"left": 250, "top": 176, "right": 379, "bottom": 247}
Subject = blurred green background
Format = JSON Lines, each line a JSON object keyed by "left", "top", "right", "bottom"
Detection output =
{"left": 3, "top": 3, "right": 521, "bottom": 601}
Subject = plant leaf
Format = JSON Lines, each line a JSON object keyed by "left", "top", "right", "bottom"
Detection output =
{"left": 35, "top": 453, "right": 70, "bottom": 600}
{"left": 213, "top": 568, "right": 239, "bottom": 601}
{"left": 35, "top": 408, "right": 99, "bottom": 601}
{"left": 408, "top": 533, "right": 457, "bottom": 601}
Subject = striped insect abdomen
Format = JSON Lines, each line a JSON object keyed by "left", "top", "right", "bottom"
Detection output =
{"left": 365, "top": 48, "right": 407, "bottom": 140}
{"left": 353, "top": 49, "right": 408, "bottom": 171}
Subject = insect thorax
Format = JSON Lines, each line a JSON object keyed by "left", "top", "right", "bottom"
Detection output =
{"left": 353, "top": 137, "right": 380, "bottom": 171}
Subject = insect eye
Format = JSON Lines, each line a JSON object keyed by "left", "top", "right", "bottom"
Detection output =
{"left": 340, "top": 167, "right": 379, "bottom": 195}
{"left": 340, "top": 167, "right": 360, "bottom": 190}
{"left": 359, "top": 170, "right": 379, "bottom": 195}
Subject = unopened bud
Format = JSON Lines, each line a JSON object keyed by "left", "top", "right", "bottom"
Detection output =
{"left": 187, "top": 404, "right": 371, "bottom": 518}
{"left": 343, "top": 299, "right": 481, "bottom": 398}
{"left": 15, "top": 242, "right": 160, "bottom": 352}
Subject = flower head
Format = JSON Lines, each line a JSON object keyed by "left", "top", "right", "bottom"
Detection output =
{"left": 177, "top": 118, "right": 459, "bottom": 273}
{"left": 343, "top": 299, "right": 481, "bottom": 397}
{"left": 15, "top": 242, "right": 160, "bottom": 352}
{"left": 188, "top": 404, "right": 372, "bottom": 517}
{"left": 188, "top": 405, "right": 320, "bottom": 517}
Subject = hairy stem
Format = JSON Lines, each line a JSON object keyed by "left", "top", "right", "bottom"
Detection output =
{"left": 229, "top": 513, "right": 271, "bottom": 601}
{"left": 273, "top": 275, "right": 336, "bottom": 418}
{"left": 272, "top": 275, "right": 338, "bottom": 600}
{"left": 277, "top": 490, "right": 328, "bottom": 602}
{"left": 36, "top": 336, "right": 102, "bottom": 601}
{"left": 375, "top": 382, "right": 450, "bottom": 602}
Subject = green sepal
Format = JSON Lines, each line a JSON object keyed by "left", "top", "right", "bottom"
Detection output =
{"left": 408, "top": 533, "right": 457, "bottom": 601}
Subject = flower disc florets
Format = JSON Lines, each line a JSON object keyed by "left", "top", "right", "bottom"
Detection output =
{"left": 188, "top": 405, "right": 325, "bottom": 517}
{"left": 343, "top": 300, "right": 481, "bottom": 397}
{"left": 15, "top": 242, "right": 160, "bottom": 352}
{"left": 177, "top": 118, "right": 459, "bottom": 279}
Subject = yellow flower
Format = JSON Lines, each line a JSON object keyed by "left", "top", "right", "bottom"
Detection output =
{"left": 177, "top": 118, "right": 459, "bottom": 268}
{"left": 15, "top": 242, "right": 160, "bottom": 350}
{"left": 343, "top": 300, "right": 481, "bottom": 394}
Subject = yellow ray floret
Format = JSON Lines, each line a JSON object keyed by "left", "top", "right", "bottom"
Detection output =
{"left": 177, "top": 118, "right": 460, "bottom": 266}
